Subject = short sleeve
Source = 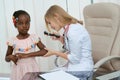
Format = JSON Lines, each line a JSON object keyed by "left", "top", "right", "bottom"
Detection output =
{"left": 6, "top": 37, "right": 14, "bottom": 47}
{"left": 30, "top": 34, "right": 41, "bottom": 44}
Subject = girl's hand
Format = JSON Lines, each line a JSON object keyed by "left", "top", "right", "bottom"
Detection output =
{"left": 44, "top": 48, "right": 57, "bottom": 57}
{"left": 15, "top": 53, "right": 27, "bottom": 59}
{"left": 7, "top": 55, "right": 18, "bottom": 65}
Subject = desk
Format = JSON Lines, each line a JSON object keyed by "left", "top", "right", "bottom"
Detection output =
{"left": 22, "top": 71, "right": 120, "bottom": 80}
{"left": 22, "top": 72, "right": 45, "bottom": 80}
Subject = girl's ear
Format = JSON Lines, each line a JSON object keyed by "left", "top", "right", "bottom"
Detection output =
{"left": 14, "top": 25, "right": 17, "bottom": 28}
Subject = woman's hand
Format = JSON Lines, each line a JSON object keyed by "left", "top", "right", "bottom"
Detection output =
{"left": 51, "top": 36, "right": 64, "bottom": 44}
{"left": 44, "top": 48, "right": 69, "bottom": 60}
{"left": 43, "top": 48, "right": 58, "bottom": 57}
{"left": 7, "top": 55, "right": 18, "bottom": 65}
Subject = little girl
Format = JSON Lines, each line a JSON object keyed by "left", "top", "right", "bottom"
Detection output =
{"left": 5, "top": 10, "right": 47, "bottom": 80}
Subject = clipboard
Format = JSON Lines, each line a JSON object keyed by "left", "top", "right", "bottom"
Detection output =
{"left": 39, "top": 70, "right": 79, "bottom": 80}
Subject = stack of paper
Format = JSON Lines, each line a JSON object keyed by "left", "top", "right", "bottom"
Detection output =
{"left": 40, "top": 70, "right": 79, "bottom": 80}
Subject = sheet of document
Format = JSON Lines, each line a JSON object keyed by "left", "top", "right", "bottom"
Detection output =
{"left": 40, "top": 70, "right": 79, "bottom": 80}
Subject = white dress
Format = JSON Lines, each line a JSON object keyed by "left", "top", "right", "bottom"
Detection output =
{"left": 7, "top": 34, "right": 40, "bottom": 80}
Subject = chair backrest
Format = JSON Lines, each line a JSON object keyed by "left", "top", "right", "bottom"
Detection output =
{"left": 83, "top": 2, "right": 120, "bottom": 74}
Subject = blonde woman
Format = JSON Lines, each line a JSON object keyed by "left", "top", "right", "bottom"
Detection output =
{"left": 44, "top": 5, "right": 93, "bottom": 80}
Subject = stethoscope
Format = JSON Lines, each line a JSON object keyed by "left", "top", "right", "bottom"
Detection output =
{"left": 54, "top": 25, "right": 70, "bottom": 67}
{"left": 44, "top": 25, "right": 70, "bottom": 67}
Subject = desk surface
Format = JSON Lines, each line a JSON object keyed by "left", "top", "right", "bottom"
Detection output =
{"left": 22, "top": 71, "right": 120, "bottom": 80}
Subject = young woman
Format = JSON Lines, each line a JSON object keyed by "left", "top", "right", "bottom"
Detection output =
{"left": 44, "top": 5, "right": 94, "bottom": 80}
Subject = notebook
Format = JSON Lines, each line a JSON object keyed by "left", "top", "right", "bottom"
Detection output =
{"left": 39, "top": 70, "right": 79, "bottom": 80}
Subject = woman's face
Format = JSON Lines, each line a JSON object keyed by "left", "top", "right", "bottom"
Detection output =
{"left": 46, "top": 18, "right": 62, "bottom": 31}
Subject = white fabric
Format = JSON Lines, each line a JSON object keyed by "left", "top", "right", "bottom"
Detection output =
{"left": 64, "top": 23, "right": 94, "bottom": 71}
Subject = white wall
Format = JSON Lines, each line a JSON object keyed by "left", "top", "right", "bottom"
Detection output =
{"left": 93, "top": 0, "right": 120, "bottom": 4}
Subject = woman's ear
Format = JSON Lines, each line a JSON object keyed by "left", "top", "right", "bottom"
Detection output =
{"left": 53, "top": 13, "right": 59, "bottom": 19}
{"left": 54, "top": 13, "right": 58, "bottom": 16}
{"left": 53, "top": 14, "right": 60, "bottom": 23}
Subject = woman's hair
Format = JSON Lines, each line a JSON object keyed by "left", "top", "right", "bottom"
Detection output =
{"left": 12, "top": 10, "right": 30, "bottom": 27}
{"left": 44, "top": 5, "right": 82, "bottom": 31}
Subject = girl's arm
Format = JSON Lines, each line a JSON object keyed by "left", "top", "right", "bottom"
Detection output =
{"left": 15, "top": 41, "right": 48, "bottom": 59}
{"left": 5, "top": 46, "right": 18, "bottom": 65}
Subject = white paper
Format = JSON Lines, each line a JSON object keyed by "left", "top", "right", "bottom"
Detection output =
{"left": 40, "top": 70, "right": 79, "bottom": 80}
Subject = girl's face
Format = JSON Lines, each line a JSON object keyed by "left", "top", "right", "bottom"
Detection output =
{"left": 16, "top": 14, "right": 30, "bottom": 35}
